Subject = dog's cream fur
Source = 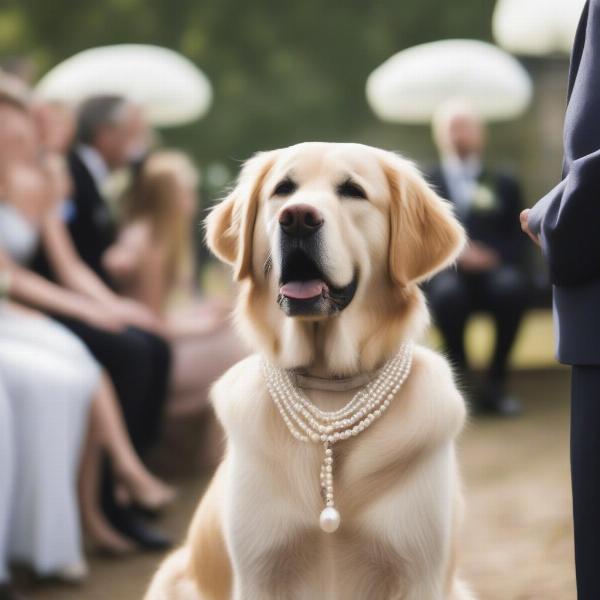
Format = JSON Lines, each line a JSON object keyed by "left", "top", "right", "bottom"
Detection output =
{"left": 145, "top": 143, "right": 475, "bottom": 600}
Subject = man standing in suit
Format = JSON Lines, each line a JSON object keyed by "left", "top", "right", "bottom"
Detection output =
{"left": 427, "top": 101, "right": 528, "bottom": 416}
{"left": 522, "top": 1, "right": 600, "bottom": 596}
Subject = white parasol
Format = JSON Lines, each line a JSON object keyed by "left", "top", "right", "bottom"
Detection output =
{"left": 36, "top": 44, "right": 213, "bottom": 127}
{"left": 493, "top": 0, "right": 587, "bottom": 56}
{"left": 366, "top": 39, "right": 533, "bottom": 124}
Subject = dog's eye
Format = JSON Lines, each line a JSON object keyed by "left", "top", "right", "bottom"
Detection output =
{"left": 337, "top": 180, "right": 367, "bottom": 200}
{"left": 272, "top": 178, "right": 297, "bottom": 197}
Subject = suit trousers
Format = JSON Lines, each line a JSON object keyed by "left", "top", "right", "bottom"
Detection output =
{"left": 571, "top": 366, "right": 600, "bottom": 600}
{"left": 426, "top": 265, "right": 528, "bottom": 384}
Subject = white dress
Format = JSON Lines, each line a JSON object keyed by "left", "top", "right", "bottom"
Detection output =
{"left": 0, "top": 378, "right": 13, "bottom": 583}
{"left": 0, "top": 202, "right": 99, "bottom": 576}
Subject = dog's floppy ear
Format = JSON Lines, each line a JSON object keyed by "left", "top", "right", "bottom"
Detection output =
{"left": 205, "top": 151, "right": 277, "bottom": 281}
{"left": 383, "top": 154, "right": 466, "bottom": 287}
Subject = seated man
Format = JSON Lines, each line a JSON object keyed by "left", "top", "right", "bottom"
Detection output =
{"left": 426, "top": 101, "right": 528, "bottom": 416}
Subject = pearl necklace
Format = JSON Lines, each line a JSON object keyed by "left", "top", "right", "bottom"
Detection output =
{"left": 262, "top": 342, "right": 414, "bottom": 533}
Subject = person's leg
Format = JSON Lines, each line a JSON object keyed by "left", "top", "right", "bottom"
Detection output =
{"left": 49, "top": 317, "right": 173, "bottom": 549}
{"left": 51, "top": 317, "right": 153, "bottom": 451}
{"left": 78, "top": 372, "right": 175, "bottom": 554}
{"left": 88, "top": 373, "right": 175, "bottom": 508}
{"left": 426, "top": 270, "right": 472, "bottom": 374}
{"left": 77, "top": 420, "right": 137, "bottom": 556}
{"left": 479, "top": 266, "right": 528, "bottom": 388}
{"left": 571, "top": 366, "right": 600, "bottom": 600}
{"left": 127, "top": 328, "right": 172, "bottom": 451}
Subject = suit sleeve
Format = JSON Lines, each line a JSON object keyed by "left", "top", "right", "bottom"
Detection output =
{"left": 530, "top": 150, "right": 600, "bottom": 285}
{"left": 526, "top": 0, "right": 600, "bottom": 286}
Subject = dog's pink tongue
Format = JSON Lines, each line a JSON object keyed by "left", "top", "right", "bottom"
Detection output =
{"left": 280, "top": 280, "right": 326, "bottom": 299}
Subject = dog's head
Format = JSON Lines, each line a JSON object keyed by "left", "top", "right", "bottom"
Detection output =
{"left": 206, "top": 142, "right": 464, "bottom": 374}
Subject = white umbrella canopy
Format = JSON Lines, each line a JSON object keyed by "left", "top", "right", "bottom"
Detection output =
{"left": 493, "top": 0, "right": 587, "bottom": 56}
{"left": 366, "top": 39, "right": 533, "bottom": 124}
{"left": 35, "top": 44, "right": 213, "bottom": 127}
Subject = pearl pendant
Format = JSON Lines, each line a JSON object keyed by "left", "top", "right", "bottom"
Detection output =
{"left": 319, "top": 506, "right": 341, "bottom": 533}
{"left": 263, "top": 343, "right": 414, "bottom": 537}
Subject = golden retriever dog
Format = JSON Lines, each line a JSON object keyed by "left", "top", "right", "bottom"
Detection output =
{"left": 145, "top": 142, "right": 475, "bottom": 600}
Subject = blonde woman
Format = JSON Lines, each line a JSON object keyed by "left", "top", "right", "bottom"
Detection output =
{"left": 104, "top": 151, "right": 246, "bottom": 435}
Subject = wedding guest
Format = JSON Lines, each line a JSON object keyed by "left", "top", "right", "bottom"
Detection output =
{"left": 0, "top": 225, "right": 174, "bottom": 557}
{"left": 104, "top": 150, "right": 246, "bottom": 435}
{"left": 0, "top": 89, "right": 174, "bottom": 551}
{"left": 426, "top": 100, "right": 528, "bottom": 416}
{"left": 522, "top": 1, "right": 600, "bottom": 595}
{"left": 103, "top": 151, "right": 200, "bottom": 317}
{"left": 28, "top": 94, "right": 173, "bottom": 549}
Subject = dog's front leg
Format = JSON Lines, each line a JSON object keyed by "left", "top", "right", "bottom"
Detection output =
{"left": 225, "top": 454, "right": 311, "bottom": 600}
{"left": 358, "top": 445, "right": 459, "bottom": 600}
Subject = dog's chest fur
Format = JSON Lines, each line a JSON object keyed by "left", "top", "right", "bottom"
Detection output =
{"left": 212, "top": 349, "right": 465, "bottom": 599}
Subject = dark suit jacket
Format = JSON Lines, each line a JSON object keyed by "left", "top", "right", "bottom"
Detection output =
{"left": 528, "top": 0, "right": 600, "bottom": 364}
{"left": 429, "top": 167, "right": 525, "bottom": 266}
{"left": 66, "top": 151, "right": 116, "bottom": 283}
{"left": 32, "top": 151, "right": 116, "bottom": 286}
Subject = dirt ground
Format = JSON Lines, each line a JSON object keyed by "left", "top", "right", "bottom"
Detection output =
{"left": 25, "top": 368, "right": 575, "bottom": 600}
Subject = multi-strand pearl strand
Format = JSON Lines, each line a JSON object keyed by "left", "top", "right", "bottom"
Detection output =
{"left": 262, "top": 342, "right": 414, "bottom": 533}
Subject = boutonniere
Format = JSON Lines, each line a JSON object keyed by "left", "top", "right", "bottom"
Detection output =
{"left": 472, "top": 183, "right": 497, "bottom": 211}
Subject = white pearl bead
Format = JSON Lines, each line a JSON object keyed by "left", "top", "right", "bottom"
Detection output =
{"left": 264, "top": 345, "right": 414, "bottom": 534}
{"left": 319, "top": 507, "right": 341, "bottom": 533}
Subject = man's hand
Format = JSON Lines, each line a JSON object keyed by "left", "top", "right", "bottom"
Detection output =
{"left": 458, "top": 241, "right": 500, "bottom": 272}
{"left": 520, "top": 209, "right": 541, "bottom": 247}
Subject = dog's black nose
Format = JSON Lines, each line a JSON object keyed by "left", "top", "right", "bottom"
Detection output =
{"left": 279, "top": 204, "right": 324, "bottom": 237}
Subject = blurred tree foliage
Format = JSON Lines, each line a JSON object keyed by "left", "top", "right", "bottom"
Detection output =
{"left": 0, "top": 2, "right": 495, "bottom": 157}
{"left": 0, "top": 0, "right": 563, "bottom": 207}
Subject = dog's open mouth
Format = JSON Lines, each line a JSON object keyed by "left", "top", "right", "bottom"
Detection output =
{"left": 280, "top": 249, "right": 329, "bottom": 300}
{"left": 277, "top": 249, "right": 357, "bottom": 317}
{"left": 280, "top": 280, "right": 329, "bottom": 300}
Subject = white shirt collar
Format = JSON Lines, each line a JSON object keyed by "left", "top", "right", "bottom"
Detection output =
{"left": 441, "top": 154, "right": 482, "bottom": 180}
{"left": 77, "top": 144, "right": 110, "bottom": 191}
{"left": 440, "top": 154, "right": 483, "bottom": 217}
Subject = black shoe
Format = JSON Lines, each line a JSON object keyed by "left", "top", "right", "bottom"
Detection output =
{"left": 0, "top": 583, "right": 26, "bottom": 600}
{"left": 108, "top": 506, "right": 173, "bottom": 552}
{"left": 476, "top": 385, "right": 523, "bottom": 418}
